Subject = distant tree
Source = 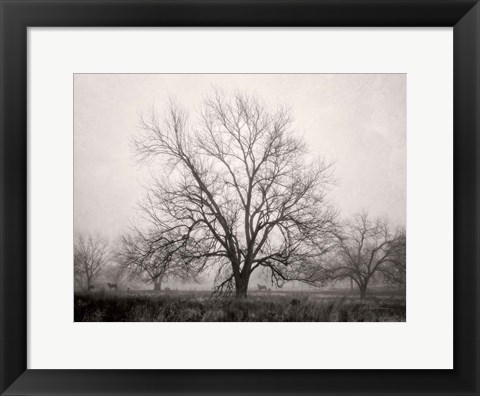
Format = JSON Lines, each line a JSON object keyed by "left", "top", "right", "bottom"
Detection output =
{"left": 327, "top": 213, "right": 405, "bottom": 299}
{"left": 133, "top": 90, "right": 337, "bottom": 298}
{"left": 117, "top": 227, "right": 198, "bottom": 291}
{"left": 380, "top": 232, "right": 406, "bottom": 288}
{"left": 74, "top": 233, "right": 109, "bottom": 290}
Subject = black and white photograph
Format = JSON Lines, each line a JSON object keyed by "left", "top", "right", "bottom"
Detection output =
{"left": 74, "top": 74, "right": 406, "bottom": 322}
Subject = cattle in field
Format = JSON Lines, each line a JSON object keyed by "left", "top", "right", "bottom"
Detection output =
{"left": 107, "top": 282, "right": 118, "bottom": 291}
{"left": 257, "top": 284, "right": 267, "bottom": 291}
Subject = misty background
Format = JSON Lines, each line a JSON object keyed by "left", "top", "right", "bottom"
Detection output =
{"left": 74, "top": 74, "right": 406, "bottom": 290}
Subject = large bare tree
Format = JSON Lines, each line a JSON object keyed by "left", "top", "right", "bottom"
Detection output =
{"left": 327, "top": 213, "right": 405, "bottom": 299}
{"left": 133, "top": 91, "right": 337, "bottom": 298}
{"left": 74, "top": 233, "right": 109, "bottom": 290}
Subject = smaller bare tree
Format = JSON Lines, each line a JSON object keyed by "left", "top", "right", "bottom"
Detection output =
{"left": 117, "top": 227, "right": 199, "bottom": 291}
{"left": 74, "top": 233, "right": 109, "bottom": 290}
{"left": 380, "top": 232, "right": 406, "bottom": 288}
{"left": 327, "top": 213, "right": 405, "bottom": 299}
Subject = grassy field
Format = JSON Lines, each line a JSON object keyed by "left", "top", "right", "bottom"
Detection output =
{"left": 74, "top": 288, "right": 406, "bottom": 322}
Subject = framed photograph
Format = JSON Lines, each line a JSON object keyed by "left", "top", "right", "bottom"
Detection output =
{"left": 1, "top": 0, "right": 478, "bottom": 395}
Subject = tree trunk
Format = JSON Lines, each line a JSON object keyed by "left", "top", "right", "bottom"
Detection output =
{"left": 359, "top": 284, "right": 367, "bottom": 299}
{"left": 234, "top": 271, "right": 250, "bottom": 299}
{"left": 153, "top": 277, "right": 162, "bottom": 291}
{"left": 235, "top": 285, "right": 248, "bottom": 299}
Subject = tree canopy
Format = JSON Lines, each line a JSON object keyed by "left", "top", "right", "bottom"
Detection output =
{"left": 132, "top": 91, "right": 337, "bottom": 298}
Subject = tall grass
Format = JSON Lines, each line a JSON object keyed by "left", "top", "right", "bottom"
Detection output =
{"left": 74, "top": 292, "right": 406, "bottom": 322}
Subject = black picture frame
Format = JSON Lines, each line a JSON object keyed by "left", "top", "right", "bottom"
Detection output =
{"left": 1, "top": 1, "right": 478, "bottom": 395}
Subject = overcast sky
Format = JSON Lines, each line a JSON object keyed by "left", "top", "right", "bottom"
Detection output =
{"left": 74, "top": 74, "right": 406, "bottom": 243}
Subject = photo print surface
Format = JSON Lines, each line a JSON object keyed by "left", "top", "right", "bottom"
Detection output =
{"left": 74, "top": 74, "right": 406, "bottom": 322}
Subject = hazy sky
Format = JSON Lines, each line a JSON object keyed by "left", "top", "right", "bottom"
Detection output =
{"left": 74, "top": 74, "right": 406, "bottom": 242}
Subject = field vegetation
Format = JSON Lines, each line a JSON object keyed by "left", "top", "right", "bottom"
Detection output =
{"left": 74, "top": 288, "right": 405, "bottom": 322}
